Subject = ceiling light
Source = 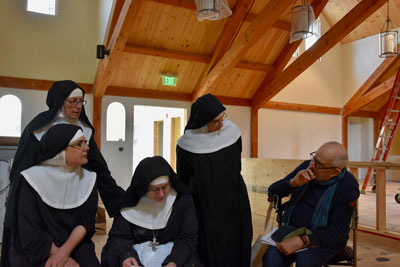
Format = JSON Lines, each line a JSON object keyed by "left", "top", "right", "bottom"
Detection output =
{"left": 379, "top": 1, "right": 398, "bottom": 58}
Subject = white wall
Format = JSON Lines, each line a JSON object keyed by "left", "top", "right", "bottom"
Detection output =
{"left": 0, "top": 0, "right": 100, "bottom": 83}
{"left": 342, "top": 34, "right": 384, "bottom": 103}
{"left": 258, "top": 109, "right": 342, "bottom": 159}
{"left": 273, "top": 15, "right": 343, "bottom": 107}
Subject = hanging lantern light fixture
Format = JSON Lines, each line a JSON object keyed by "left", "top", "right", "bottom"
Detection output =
{"left": 195, "top": 0, "right": 220, "bottom": 20}
{"left": 290, "top": 0, "right": 315, "bottom": 43}
{"left": 379, "top": 1, "right": 398, "bottom": 58}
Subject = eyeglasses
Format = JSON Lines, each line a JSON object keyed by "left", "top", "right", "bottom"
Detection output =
{"left": 65, "top": 99, "right": 87, "bottom": 107}
{"left": 310, "top": 151, "right": 338, "bottom": 170}
{"left": 149, "top": 184, "right": 170, "bottom": 192}
{"left": 68, "top": 140, "right": 89, "bottom": 148}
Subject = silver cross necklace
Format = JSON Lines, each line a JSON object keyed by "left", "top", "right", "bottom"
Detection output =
{"left": 149, "top": 229, "right": 160, "bottom": 251}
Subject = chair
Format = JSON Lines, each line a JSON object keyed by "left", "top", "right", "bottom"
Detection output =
{"left": 266, "top": 195, "right": 358, "bottom": 267}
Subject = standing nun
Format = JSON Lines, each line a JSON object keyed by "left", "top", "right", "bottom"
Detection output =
{"left": 102, "top": 156, "right": 202, "bottom": 267}
{"left": 176, "top": 93, "right": 253, "bottom": 267}
{"left": 8, "top": 124, "right": 99, "bottom": 266}
{"left": 1, "top": 80, "right": 124, "bottom": 266}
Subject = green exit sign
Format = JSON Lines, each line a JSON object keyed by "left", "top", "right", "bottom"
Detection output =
{"left": 161, "top": 73, "right": 177, "bottom": 86}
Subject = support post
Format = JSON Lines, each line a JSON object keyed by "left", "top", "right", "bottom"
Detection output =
{"left": 251, "top": 108, "right": 258, "bottom": 158}
{"left": 375, "top": 168, "right": 386, "bottom": 231}
{"left": 93, "top": 96, "right": 102, "bottom": 149}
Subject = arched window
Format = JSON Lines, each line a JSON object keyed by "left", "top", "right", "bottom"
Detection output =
{"left": 0, "top": 95, "right": 22, "bottom": 137}
{"left": 106, "top": 102, "right": 126, "bottom": 141}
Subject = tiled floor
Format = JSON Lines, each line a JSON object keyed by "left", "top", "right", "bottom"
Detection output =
{"left": 93, "top": 182, "right": 400, "bottom": 266}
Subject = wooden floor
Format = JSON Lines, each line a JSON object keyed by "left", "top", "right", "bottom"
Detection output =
{"left": 93, "top": 182, "right": 400, "bottom": 266}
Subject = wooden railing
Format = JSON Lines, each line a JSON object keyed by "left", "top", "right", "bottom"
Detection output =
{"left": 347, "top": 161, "right": 400, "bottom": 237}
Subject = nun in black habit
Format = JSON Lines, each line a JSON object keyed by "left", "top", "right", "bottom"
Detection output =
{"left": 1, "top": 80, "right": 124, "bottom": 266}
{"left": 101, "top": 156, "right": 202, "bottom": 267}
{"left": 176, "top": 93, "right": 253, "bottom": 267}
{"left": 8, "top": 124, "right": 99, "bottom": 266}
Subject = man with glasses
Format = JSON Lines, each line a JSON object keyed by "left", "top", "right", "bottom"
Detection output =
{"left": 262, "top": 141, "right": 360, "bottom": 267}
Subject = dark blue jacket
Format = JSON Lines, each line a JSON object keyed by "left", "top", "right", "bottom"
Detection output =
{"left": 268, "top": 160, "right": 360, "bottom": 262}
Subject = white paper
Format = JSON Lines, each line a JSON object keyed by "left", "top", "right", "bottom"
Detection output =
{"left": 260, "top": 228, "right": 308, "bottom": 253}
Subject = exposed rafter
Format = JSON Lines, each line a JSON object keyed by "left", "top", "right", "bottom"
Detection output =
{"left": 0, "top": 76, "right": 93, "bottom": 93}
{"left": 263, "top": 101, "right": 341, "bottom": 115}
{"left": 103, "top": 0, "right": 125, "bottom": 47}
{"left": 191, "top": 0, "right": 255, "bottom": 101}
{"left": 252, "top": 0, "right": 387, "bottom": 109}
{"left": 192, "top": 0, "right": 293, "bottom": 100}
{"left": 345, "top": 75, "right": 396, "bottom": 116}
{"left": 343, "top": 53, "right": 400, "bottom": 117}
{"left": 93, "top": 0, "right": 143, "bottom": 98}
{"left": 123, "top": 44, "right": 274, "bottom": 72}
{"left": 251, "top": 0, "right": 328, "bottom": 107}
{"left": 150, "top": 0, "right": 291, "bottom": 31}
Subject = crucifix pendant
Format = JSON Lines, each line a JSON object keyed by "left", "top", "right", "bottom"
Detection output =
{"left": 150, "top": 236, "right": 159, "bottom": 251}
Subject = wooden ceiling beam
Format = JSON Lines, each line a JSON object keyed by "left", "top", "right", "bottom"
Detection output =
{"left": 244, "top": 14, "right": 291, "bottom": 31}
{"left": 351, "top": 110, "right": 377, "bottom": 118}
{"left": 252, "top": 0, "right": 387, "bottom": 109}
{"left": 192, "top": 0, "right": 293, "bottom": 100}
{"left": 124, "top": 44, "right": 273, "bottom": 72}
{"left": 124, "top": 44, "right": 210, "bottom": 63}
{"left": 106, "top": 86, "right": 192, "bottom": 101}
{"left": 263, "top": 101, "right": 342, "bottom": 115}
{"left": 151, "top": 0, "right": 290, "bottom": 31}
{"left": 191, "top": 0, "right": 255, "bottom": 101}
{"left": 0, "top": 76, "right": 93, "bottom": 93}
{"left": 104, "top": 0, "right": 125, "bottom": 47}
{"left": 93, "top": 0, "right": 144, "bottom": 98}
{"left": 344, "top": 75, "right": 396, "bottom": 116}
{"left": 343, "top": 53, "right": 400, "bottom": 117}
{"left": 251, "top": 0, "right": 328, "bottom": 107}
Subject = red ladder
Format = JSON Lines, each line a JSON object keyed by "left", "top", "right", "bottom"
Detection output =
{"left": 361, "top": 67, "right": 400, "bottom": 194}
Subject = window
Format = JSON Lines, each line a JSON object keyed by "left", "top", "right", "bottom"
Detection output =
{"left": 133, "top": 105, "right": 185, "bottom": 171}
{"left": 292, "top": 47, "right": 300, "bottom": 58}
{"left": 305, "top": 17, "right": 321, "bottom": 51}
{"left": 0, "top": 95, "right": 22, "bottom": 137}
{"left": 106, "top": 102, "right": 126, "bottom": 141}
{"left": 27, "top": 0, "right": 56, "bottom": 16}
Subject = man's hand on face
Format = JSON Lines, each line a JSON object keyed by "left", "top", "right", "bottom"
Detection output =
{"left": 290, "top": 163, "right": 315, "bottom": 187}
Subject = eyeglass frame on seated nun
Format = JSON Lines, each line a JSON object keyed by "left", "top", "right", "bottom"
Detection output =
{"left": 65, "top": 99, "right": 87, "bottom": 107}
{"left": 310, "top": 151, "right": 338, "bottom": 170}
{"left": 68, "top": 140, "right": 89, "bottom": 149}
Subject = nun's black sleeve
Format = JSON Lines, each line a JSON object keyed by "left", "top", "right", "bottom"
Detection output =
{"left": 162, "top": 195, "right": 198, "bottom": 267}
{"left": 74, "top": 186, "right": 98, "bottom": 238}
{"left": 86, "top": 137, "right": 125, "bottom": 217}
{"left": 101, "top": 213, "right": 143, "bottom": 267}
{"left": 17, "top": 178, "right": 53, "bottom": 265}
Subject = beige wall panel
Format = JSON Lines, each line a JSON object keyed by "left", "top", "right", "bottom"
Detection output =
{"left": 242, "top": 158, "right": 304, "bottom": 216}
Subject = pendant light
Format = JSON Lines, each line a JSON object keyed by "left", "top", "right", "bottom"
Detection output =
{"left": 379, "top": 1, "right": 398, "bottom": 58}
{"left": 195, "top": 0, "right": 220, "bottom": 20}
{"left": 290, "top": 0, "right": 315, "bottom": 43}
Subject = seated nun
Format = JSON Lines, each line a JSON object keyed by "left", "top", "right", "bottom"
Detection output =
{"left": 101, "top": 156, "right": 202, "bottom": 267}
{"left": 8, "top": 124, "right": 99, "bottom": 266}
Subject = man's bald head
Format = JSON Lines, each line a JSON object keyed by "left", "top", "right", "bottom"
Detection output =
{"left": 317, "top": 141, "right": 348, "bottom": 169}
